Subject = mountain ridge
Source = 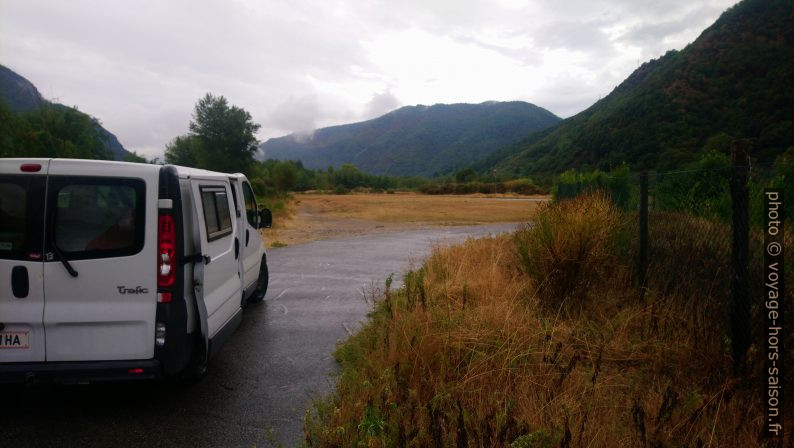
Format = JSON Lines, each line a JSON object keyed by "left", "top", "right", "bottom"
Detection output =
{"left": 260, "top": 101, "right": 561, "bottom": 177}
{"left": 486, "top": 0, "right": 794, "bottom": 175}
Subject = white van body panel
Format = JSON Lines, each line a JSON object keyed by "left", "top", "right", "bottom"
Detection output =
{"left": 188, "top": 177, "right": 243, "bottom": 339}
{"left": 0, "top": 159, "right": 49, "bottom": 362}
{"left": 0, "top": 158, "right": 268, "bottom": 382}
{"left": 43, "top": 160, "right": 159, "bottom": 361}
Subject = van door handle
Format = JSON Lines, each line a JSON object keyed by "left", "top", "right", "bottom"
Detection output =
{"left": 182, "top": 253, "right": 211, "bottom": 265}
{"left": 234, "top": 237, "right": 240, "bottom": 259}
{"left": 11, "top": 266, "right": 29, "bottom": 299}
{"left": 246, "top": 230, "right": 250, "bottom": 246}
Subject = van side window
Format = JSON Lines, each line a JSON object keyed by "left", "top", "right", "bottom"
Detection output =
{"left": 50, "top": 177, "right": 145, "bottom": 260}
{"left": 0, "top": 175, "right": 45, "bottom": 261}
{"left": 242, "top": 182, "right": 257, "bottom": 228}
{"left": 200, "top": 186, "right": 233, "bottom": 241}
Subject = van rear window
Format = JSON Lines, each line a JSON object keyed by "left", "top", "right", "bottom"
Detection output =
{"left": 49, "top": 177, "right": 145, "bottom": 260}
{"left": 0, "top": 175, "right": 45, "bottom": 261}
{"left": 200, "top": 186, "right": 233, "bottom": 241}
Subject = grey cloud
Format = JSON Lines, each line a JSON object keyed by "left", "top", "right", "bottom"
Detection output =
{"left": 452, "top": 34, "right": 543, "bottom": 66}
{"left": 530, "top": 73, "right": 610, "bottom": 118}
{"left": 1, "top": 0, "right": 378, "bottom": 157}
{"left": 362, "top": 0, "right": 498, "bottom": 33}
{"left": 0, "top": 0, "right": 740, "bottom": 158}
{"left": 532, "top": 19, "right": 614, "bottom": 55}
{"left": 364, "top": 91, "right": 401, "bottom": 119}
{"left": 618, "top": 3, "right": 731, "bottom": 56}
{"left": 267, "top": 95, "right": 324, "bottom": 135}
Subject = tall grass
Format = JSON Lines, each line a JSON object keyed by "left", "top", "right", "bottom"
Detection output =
{"left": 514, "top": 193, "right": 628, "bottom": 310}
{"left": 305, "top": 194, "right": 791, "bottom": 447}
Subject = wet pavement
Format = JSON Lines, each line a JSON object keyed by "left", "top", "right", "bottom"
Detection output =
{"left": 1, "top": 223, "right": 517, "bottom": 447}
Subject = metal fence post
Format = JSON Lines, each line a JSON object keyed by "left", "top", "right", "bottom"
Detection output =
{"left": 639, "top": 171, "right": 649, "bottom": 300}
{"left": 730, "top": 140, "right": 750, "bottom": 374}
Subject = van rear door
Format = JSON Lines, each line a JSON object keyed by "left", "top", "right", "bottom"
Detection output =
{"left": 189, "top": 179, "right": 241, "bottom": 339}
{"left": 42, "top": 160, "right": 158, "bottom": 361}
{"left": 0, "top": 159, "right": 48, "bottom": 363}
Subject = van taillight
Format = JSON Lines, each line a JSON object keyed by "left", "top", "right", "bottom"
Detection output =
{"left": 157, "top": 214, "right": 176, "bottom": 287}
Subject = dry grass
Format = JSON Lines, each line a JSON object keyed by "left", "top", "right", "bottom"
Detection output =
{"left": 515, "top": 193, "right": 629, "bottom": 310}
{"left": 304, "top": 194, "right": 792, "bottom": 447}
{"left": 263, "top": 192, "right": 548, "bottom": 247}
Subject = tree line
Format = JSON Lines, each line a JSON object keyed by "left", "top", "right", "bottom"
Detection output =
{"left": 554, "top": 148, "right": 794, "bottom": 224}
{"left": 158, "top": 93, "right": 428, "bottom": 195}
{"left": 0, "top": 91, "right": 548, "bottom": 197}
{"left": 163, "top": 93, "right": 548, "bottom": 196}
{"left": 0, "top": 100, "right": 114, "bottom": 160}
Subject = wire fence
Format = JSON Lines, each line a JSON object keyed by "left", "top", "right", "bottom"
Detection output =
{"left": 556, "top": 144, "right": 791, "bottom": 373}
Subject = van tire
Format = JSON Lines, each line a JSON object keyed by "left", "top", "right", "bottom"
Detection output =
{"left": 247, "top": 256, "right": 268, "bottom": 304}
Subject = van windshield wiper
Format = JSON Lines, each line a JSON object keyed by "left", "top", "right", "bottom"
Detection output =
{"left": 52, "top": 245, "right": 78, "bottom": 277}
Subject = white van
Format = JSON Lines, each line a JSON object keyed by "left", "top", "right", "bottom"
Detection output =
{"left": 0, "top": 158, "right": 271, "bottom": 382}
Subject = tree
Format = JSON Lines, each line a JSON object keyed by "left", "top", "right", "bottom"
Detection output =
{"left": 703, "top": 133, "right": 734, "bottom": 155}
{"left": 33, "top": 106, "right": 113, "bottom": 159}
{"left": 163, "top": 93, "right": 260, "bottom": 173}
{"left": 123, "top": 150, "right": 148, "bottom": 163}
{"left": 273, "top": 161, "right": 298, "bottom": 192}
{"left": 164, "top": 135, "right": 202, "bottom": 167}
{"left": 0, "top": 102, "right": 113, "bottom": 160}
{"left": 455, "top": 168, "right": 477, "bottom": 183}
{"left": 0, "top": 100, "right": 24, "bottom": 157}
{"left": 188, "top": 93, "right": 260, "bottom": 173}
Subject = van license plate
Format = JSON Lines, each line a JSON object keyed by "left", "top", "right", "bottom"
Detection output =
{"left": 0, "top": 331, "right": 29, "bottom": 348}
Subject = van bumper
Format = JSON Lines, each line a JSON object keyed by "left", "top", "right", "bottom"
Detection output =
{"left": 0, "top": 359, "right": 162, "bottom": 384}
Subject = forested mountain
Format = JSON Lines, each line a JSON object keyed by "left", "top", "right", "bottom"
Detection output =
{"left": 0, "top": 64, "right": 130, "bottom": 160}
{"left": 0, "top": 65, "right": 46, "bottom": 111}
{"left": 485, "top": 0, "right": 794, "bottom": 175}
{"left": 260, "top": 101, "right": 560, "bottom": 176}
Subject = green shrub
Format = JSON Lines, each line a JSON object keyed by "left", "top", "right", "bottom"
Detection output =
{"left": 553, "top": 164, "right": 634, "bottom": 210}
{"left": 511, "top": 429, "right": 560, "bottom": 448}
{"left": 655, "top": 151, "right": 730, "bottom": 220}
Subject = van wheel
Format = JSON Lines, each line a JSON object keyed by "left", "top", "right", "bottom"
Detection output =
{"left": 247, "top": 256, "right": 269, "bottom": 304}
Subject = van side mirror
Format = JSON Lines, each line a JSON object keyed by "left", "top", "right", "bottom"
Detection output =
{"left": 258, "top": 208, "right": 272, "bottom": 229}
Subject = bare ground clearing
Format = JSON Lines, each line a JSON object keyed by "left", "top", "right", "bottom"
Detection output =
{"left": 262, "top": 192, "right": 549, "bottom": 247}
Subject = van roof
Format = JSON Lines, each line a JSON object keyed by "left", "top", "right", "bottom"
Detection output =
{"left": 1, "top": 158, "right": 244, "bottom": 179}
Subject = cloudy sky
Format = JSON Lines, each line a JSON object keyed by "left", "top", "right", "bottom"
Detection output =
{"left": 1, "top": 0, "right": 738, "bottom": 158}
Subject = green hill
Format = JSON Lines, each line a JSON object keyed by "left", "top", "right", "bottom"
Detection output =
{"left": 488, "top": 0, "right": 794, "bottom": 175}
{"left": 0, "top": 64, "right": 131, "bottom": 160}
{"left": 260, "top": 101, "right": 560, "bottom": 177}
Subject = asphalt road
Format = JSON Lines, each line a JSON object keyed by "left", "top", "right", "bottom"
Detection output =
{"left": 2, "top": 223, "right": 517, "bottom": 447}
